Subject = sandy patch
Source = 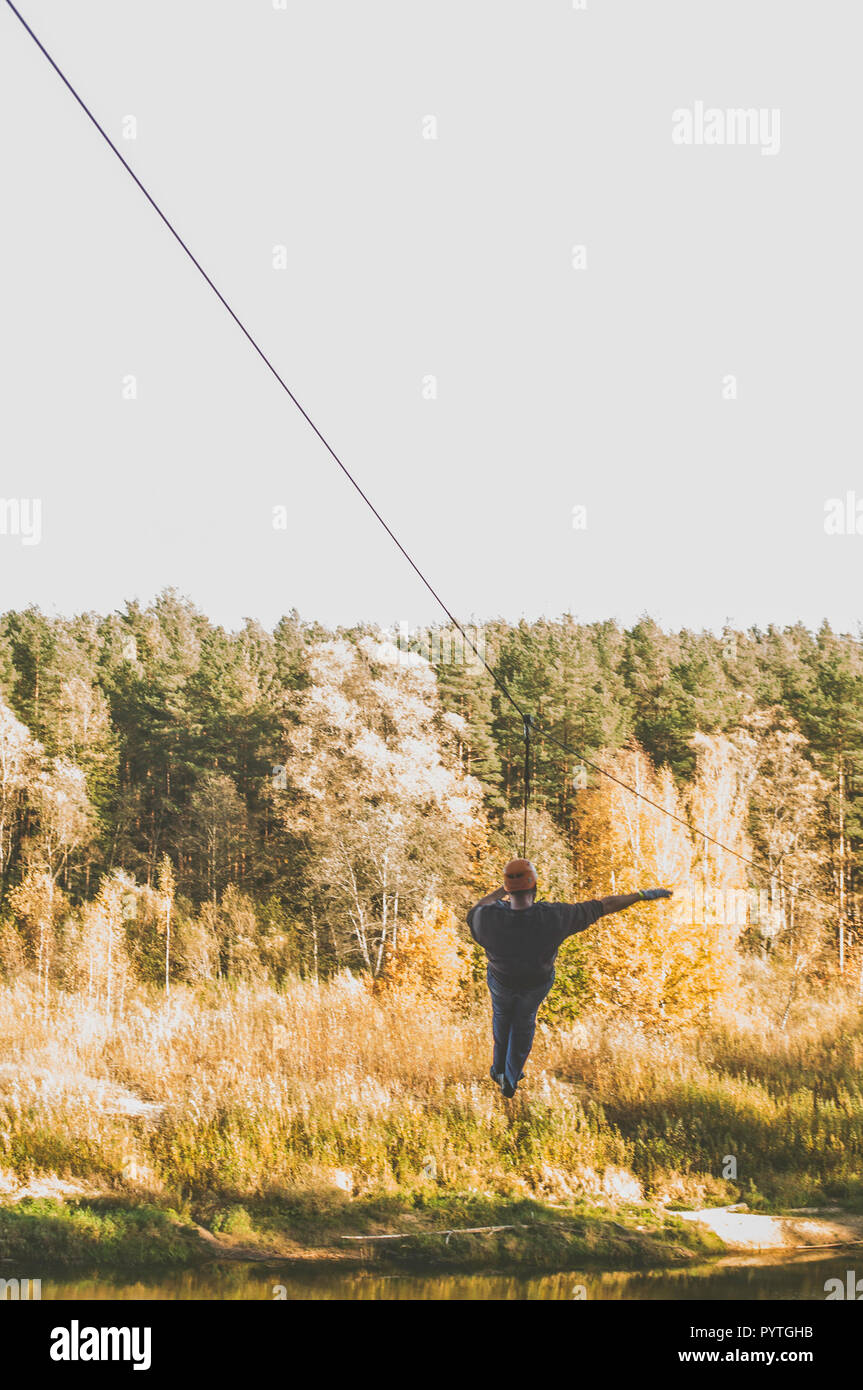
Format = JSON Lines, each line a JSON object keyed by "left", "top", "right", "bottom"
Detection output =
{"left": 676, "top": 1204, "right": 863, "bottom": 1251}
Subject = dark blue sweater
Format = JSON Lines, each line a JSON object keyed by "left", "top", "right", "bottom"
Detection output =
{"left": 467, "top": 898, "right": 606, "bottom": 988}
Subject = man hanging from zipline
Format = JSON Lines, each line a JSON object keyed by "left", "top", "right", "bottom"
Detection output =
{"left": 468, "top": 859, "right": 672, "bottom": 1098}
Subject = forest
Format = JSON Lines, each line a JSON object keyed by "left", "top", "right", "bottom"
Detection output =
{"left": 1, "top": 588, "right": 860, "bottom": 1011}
{"left": 1, "top": 590, "right": 862, "bottom": 1267}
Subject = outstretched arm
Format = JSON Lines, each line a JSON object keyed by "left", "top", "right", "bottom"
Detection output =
{"left": 597, "top": 888, "right": 673, "bottom": 916}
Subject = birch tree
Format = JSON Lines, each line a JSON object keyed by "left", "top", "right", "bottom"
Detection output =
{"left": 284, "top": 636, "right": 482, "bottom": 976}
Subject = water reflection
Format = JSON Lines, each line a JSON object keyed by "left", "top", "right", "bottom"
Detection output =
{"left": 37, "top": 1252, "right": 860, "bottom": 1301}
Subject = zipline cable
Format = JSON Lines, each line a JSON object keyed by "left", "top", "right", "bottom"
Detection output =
{"left": 541, "top": 726, "right": 832, "bottom": 913}
{"left": 2, "top": 3, "right": 532, "bottom": 725}
{"left": 4, "top": 0, "right": 835, "bottom": 916}
{"left": 522, "top": 715, "right": 532, "bottom": 859}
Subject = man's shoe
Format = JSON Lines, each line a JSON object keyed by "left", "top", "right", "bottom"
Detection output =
{"left": 490, "top": 1066, "right": 504, "bottom": 1086}
{"left": 500, "top": 1076, "right": 517, "bottom": 1099}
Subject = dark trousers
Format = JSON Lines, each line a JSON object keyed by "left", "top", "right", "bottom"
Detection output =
{"left": 486, "top": 965, "right": 553, "bottom": 1091}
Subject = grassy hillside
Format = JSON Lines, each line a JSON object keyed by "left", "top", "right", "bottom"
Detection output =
{"left": 1, "top": 974, "right": 861, "bottom": 1268}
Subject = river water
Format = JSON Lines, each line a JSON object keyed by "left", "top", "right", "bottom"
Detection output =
{"left": 33, "top": 1251, "right": 861, "bottom": 1300}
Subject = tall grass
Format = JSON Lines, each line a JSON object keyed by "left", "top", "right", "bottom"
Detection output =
{"left": 1, "top": 974, "right": 861, "bottom": 1212}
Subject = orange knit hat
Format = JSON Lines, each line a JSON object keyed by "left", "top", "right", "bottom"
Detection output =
{"left": 503, "top": 858, "right": 537, "bottom": 892}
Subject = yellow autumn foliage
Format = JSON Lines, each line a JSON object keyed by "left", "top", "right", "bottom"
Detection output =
{"left": 575, "top": 743, "right": 746, "bottom": 1029}
{"left": 377, "top": 896, "right": 472, "bottom": 1004}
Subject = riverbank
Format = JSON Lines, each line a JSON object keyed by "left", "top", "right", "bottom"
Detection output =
{"left": 0, "top": 1191, "right": 726, "bottom": 1272}
{"left": 3, "top": 1190, "right": 863, "bottom": 1274}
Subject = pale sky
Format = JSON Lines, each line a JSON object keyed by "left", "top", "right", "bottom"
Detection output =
{"left": 2, "top": 0, "right": 862, "bottom": 636}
